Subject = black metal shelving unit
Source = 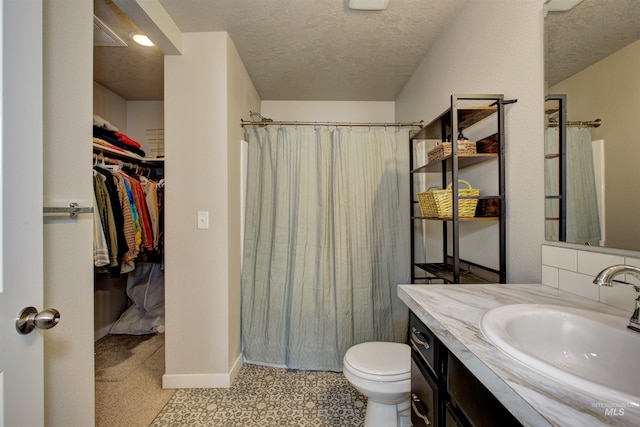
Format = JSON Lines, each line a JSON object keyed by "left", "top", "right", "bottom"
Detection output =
{"left": 544, "top": 94, "right": 567, "bottom": 242}
{"left": 409, "top": 94, "right": 511, "bottom": 284}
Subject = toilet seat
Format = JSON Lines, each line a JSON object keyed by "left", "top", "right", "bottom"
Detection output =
{"left": 344, "top": 342, "right": 410, "bottom": 382}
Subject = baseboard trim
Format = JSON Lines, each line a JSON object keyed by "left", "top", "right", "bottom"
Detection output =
{"left": 94, "top": 322, "right": 114, "bottom": 342}
{"left": 229, "top": 353, "right": 243, "bottom": 383}
{"left": 163, "top": 354, "right": 244, "bottom": 389}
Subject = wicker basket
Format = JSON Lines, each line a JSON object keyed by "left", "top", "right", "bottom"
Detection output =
{"left": 428, "top": 140, "right": 476, "bottom": 164}
{"left": 417, "top": 180, "right": 480, "bottom": 218}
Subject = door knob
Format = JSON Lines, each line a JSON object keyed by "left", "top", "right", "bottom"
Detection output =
{"left": 15, "top": 306, "right": 60, "bottom": 335}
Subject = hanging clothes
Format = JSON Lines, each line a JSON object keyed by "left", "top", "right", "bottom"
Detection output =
{"left": 112, "top": 173, "right": 137, "bottom": 264}
{"left": 93, "top": 169, "right": 120, "bottom": 270}
{"left": 92, "top": 161, "right": 165, "bottom": 275}
{"left": 140, "top": 176, "right": 160, "bottom": 250}
{"left": 93, "top": 192, "right": 110, "bottom": 268}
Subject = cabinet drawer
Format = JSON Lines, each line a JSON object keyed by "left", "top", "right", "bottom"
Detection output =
{"left": 410, "top": 312, "right": 440, "bottom": 378}
{"left": 445, "top": 403, "right": 468, "bottom": 427}
{"left": 447, "top": 353, "right": 522, "bottom": 427}
{"left": 411, "top": 355, "right": 439, "bottom": 427}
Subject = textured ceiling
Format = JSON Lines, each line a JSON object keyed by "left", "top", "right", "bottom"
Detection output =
{"left": 157, "top": 0, "right": 466, "bottom": 101}
{"left": 94, "top": 0, "right": 164, "bottom": 100}
{"left": 544, "top": 0, "right": 640, "bottom": 87}
{"left": 93, "top": 0, "right": 640, "bottom": 101}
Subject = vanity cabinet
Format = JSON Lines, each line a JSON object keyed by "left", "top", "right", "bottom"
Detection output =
{"left": 409, "top": 94, "right": 512, "bottom": 284}
{"left": 409, "top": 311, "right": 523, "bottom": 427}
{"left": 410, "top": 311, "right": 444, "bottom": 426}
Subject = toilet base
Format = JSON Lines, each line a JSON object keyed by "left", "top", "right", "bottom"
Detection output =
{"left": 364, "top": 397, "right": 410, "bottom": 427}
{"left": 398, "top": 398, "right": 411, "bottom": 427}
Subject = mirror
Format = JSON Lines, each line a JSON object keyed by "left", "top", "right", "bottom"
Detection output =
{"left": 544, "top": 0, "right": 640, "bottom": 251}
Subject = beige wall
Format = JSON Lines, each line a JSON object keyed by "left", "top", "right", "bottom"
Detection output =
{"left": 164, "top": 32, "right": 259, "bottom": 387}
{"left": 261, "top": 101, "right": 396, "bottom": 122}
{"left": 396, "top": 0, "right": 546, "bottom": 283}
{"left": 548, "top": 39, "right": 640, "bottom": 251}
{"left": 128, "top": 100, "right": 165, "bottom": 156}
{"left": 94, "top": 82, "right": 128, "bottom": 132}
{"left": 226, "top": 34, "right": 262, "bottom": 371}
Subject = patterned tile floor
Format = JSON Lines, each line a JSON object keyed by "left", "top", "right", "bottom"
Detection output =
{"left": 150, "top": 364, "right": 366, "bottom": 426}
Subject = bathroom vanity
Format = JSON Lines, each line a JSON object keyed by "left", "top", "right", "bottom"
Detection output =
{"left": 399, "top": 284, "right": 640, "bottom": 427}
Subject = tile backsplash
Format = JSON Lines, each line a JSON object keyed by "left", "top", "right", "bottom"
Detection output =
{"left": 541, "top": 244, "right": 639, "bottom": 312}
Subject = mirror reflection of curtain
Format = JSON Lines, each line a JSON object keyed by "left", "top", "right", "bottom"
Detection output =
{"left": 241, "top": 126, "right": 409, "bottom": 371}
{"left": 545, "top": 127, "right": 601, "bottom": 245}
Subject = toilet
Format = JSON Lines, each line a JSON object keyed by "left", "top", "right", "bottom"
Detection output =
{"left": 343, "top": 341, "right": 411, "bottom": 427}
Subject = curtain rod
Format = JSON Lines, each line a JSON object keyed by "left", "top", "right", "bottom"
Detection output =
{"left": 241, "top": 119, "right": 424, "bottom": 128}
{"left": 547, "top": 118, "right": 602, "bottom": 128}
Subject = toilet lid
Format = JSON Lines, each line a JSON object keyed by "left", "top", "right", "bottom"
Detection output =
{"left": 344, "top": 342, "right": 410, "bottom": 382}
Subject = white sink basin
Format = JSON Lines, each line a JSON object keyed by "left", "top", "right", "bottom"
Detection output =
{"left": 480, "top": 304, "right": 640, "bottom": 405}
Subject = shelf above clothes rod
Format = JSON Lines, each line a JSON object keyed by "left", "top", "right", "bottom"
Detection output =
{"left": 93, "top": 142, "right": 164, "bottom": 164}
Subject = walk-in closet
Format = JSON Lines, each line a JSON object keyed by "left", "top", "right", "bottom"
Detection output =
{"left": 93, "top": 0, "right": 169, "bottom": 425}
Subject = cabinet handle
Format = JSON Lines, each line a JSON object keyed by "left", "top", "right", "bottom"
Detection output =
{"left": 411, "top": 327, "right": 430, "bottom": 350}
{"left": 411, "top": 393, "right": 431, "bottom": 425}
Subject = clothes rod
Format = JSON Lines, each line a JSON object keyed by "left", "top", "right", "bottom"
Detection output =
{"left": 93, "top": 152, "right": 155, "bottom": 177}
{"left": 547, "top": 118, "right": 602, "bottom": 128}
{"left": 240, "top": 119, "right": 424, "bottom": 128}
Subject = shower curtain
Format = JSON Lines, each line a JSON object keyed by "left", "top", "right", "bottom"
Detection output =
{"left": 545, "top": 127, "right": 601, "bottom": 245}
{"left": 241, "top": 126, "right": 410, "bottom": 372}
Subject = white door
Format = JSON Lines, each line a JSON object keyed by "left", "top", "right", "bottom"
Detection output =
{"left": 0, "top": 0, "right": 46, "bottom": 426}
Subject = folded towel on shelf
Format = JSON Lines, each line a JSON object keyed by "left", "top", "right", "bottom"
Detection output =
{"left": 115, "top": 132, "right": 142, "bottom": 149}
{"left": 93, "top": 126, "right": 146, "bottom": 157}
{"left": 93, "top": 114, "right": 119, "bottom": 132}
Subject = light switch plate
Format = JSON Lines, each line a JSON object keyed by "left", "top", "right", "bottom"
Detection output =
{"left": 197, "top": 211, "right": 209, "bottom": 229}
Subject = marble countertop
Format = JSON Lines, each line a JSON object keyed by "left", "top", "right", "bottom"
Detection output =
{"left": 398, "top": 284, "right": 640, "bottom": 427}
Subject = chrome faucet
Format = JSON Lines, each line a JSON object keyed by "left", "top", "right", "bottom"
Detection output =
{"left": 593, "top": 265, "right": 640, "bottom": 333}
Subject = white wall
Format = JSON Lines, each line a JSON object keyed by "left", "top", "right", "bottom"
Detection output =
{"left": 164, "top": 32, "right": 260, "bottom": 388}
{"left": 43, "top": 2, "right": 95, "bottom": 426}
{"left": 262, "top": 101, "right": 395, "bottom": 122}
{"left": 396, "top": 0, "right": 545, "bottom": 283}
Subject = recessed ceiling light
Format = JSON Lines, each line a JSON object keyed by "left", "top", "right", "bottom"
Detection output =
{"left": 130, "top": 32, "right": 154, "bottom": 47}
{"left": 349, "top": 0, "right": 389, "bottom": 11}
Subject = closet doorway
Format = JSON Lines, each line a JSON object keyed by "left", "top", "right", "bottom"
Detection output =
{"left": 93, "top": 0, "right": 170, "bottom": 425}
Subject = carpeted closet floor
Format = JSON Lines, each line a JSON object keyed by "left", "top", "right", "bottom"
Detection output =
{"left": 95, "top": 333, "right": 175, "bottom": 427}
{"left": 96, "top": 334, "right": 366, "bottom": 427}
